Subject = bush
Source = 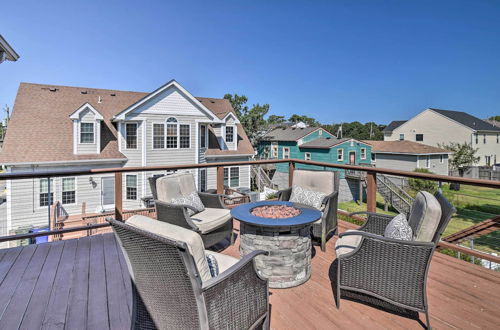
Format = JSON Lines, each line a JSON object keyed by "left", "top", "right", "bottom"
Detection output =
{"left": 408, "top": 168, "right": 438, "bottom": 194}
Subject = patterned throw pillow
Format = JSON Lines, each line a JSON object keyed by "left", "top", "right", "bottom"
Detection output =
{"left": 170, "top": 192, "right": 205, "bottom": 216}
{"left": 289, "top": 185, "right": 327, "bottom": 210}
{"left": 206, "top": 254, "right": 219, "bottom": 277}
{"left": 384, "top": 213, "right": 413, "bottom": 241}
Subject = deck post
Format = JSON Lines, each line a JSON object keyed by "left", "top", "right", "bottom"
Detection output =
{"left": 217, "top": 166, "right": 224, "bottom": 194}
{"left": 289, "top": 162, "right": 295, "bottom": 187}
{"left": 366, "top": 172, "right": 377, "bottom": 213}
{"left": 115, "top": 172, "right": 123, "bottom": 221}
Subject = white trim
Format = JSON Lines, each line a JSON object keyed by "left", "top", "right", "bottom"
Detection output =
{"left": 151, "top": 122, "right": 165, "bottom": 150}
{"left": 360, "top": 148, "right": 366, "bottom": 160}
{"left": 79, "top": 121, "right": 96, "bottom": 144}
{"left": 297, "top": 127, "right": 330, "bottom": 142}
{"left": 101, "top": 176, "right": 115, "bottom": 210}
{"left": 304, "top": 152, "right": 311, "bottom": 161}
{"left": 337, "top": 148, "right": 344, "bottom": 161}
{"left": 0, "top": 35, "right": 20, "bottom": 61}
{"left": 221, "top": 112, "right": 240, "bottom": 124}
{"left": 117, "top": 122, "right": 122, "bottom": 152}
{"left": 225, "top": 125, "right": 236, "bottom": 145}
{"left": 372, "top": 151, "right": 452, "bottom": 156}
{"left": 2, "top": 158, "right": 127, "bottom": 166}
{"left": 179, "top": 123, "right": 191, "bottom": 149}
{"left": 124, "top": 122, "right": 139, "bottom": 150}
{"left": 199, "top": 124, "right": 207, "bottom": 149}
{"left": 96, "top": 121, "right": 101, "bottom": 153}
{"left": 205, "top": 153, "right": 254, "bottom": 159}
{"left": 73, "top": 121, "right": 78, "bottom": 154}
{"left": 112, "top": 80, "right": 222, "bottom": 123}
{"left": 6, "top": 178, "right": 12, "bottom": 235}
{"left": 69, "top": 102, "right": 104, "bottom": 120}
{"left": 224, "top": 166, "right": 240, "bottom": 188}
{"left": 61, "top": 176, "right": 77, "bottom": 206}
{"left": 166, "top": 117, "right": 179, "bottom": 149}
{"left": 125, "top": 174, "right": 138, "bottom": 200}
{"left": 282, "top": 147, "right": 290, "bottom": 160}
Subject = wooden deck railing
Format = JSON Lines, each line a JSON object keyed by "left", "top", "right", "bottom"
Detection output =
{"left": 0, "top": 158, "right": 499, "bottom": 263}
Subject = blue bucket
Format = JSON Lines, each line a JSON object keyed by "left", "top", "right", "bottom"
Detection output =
{"left": 29, "top": 227, "right": 49, "bottom": 244}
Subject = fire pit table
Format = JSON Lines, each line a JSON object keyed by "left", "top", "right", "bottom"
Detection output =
{"left": 231, "top": 201, "right": 321, "bottom": 288}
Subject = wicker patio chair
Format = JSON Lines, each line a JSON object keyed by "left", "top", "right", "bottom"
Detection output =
{"left": 148, "top": 173, "right": 233, "bottom": 248}
{"left": 108, "top": 216, "right": 269, "bottom": 330}
{"left": 278, "top": 169, "right": 339, "bottom": 252}
{"left": 335, "top": 191, "right": 456, "bottom": 329}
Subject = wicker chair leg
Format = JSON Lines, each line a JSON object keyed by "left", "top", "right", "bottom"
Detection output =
{"left": 335, "top": 260, "right": 341, "bottom": 309}
{"left": 320, "top": 234, "right": 326, "bottom": 252}
{"left": 425, "top": 309, "right": 432, "bottom": 330}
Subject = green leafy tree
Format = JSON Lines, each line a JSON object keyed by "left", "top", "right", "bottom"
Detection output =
{"left": 488, "top": 116, "right": 500, "bottom": 121}
{"left": 438, "top": 142, "right": 480, "bottom": 175}
{"left": 322, "top": 121, "right": 385, "bottom": 140}
{"left": 267, "top": 115, "right": 286, "bottom": 125}
{"left": 288, "top": 114, "right": 319, "bottom": 127}
{"left": 224, "top": 94, "right": 270, "bottom": 145}
{"left": 408, "top": 168, "right": 438, "bottom": 194}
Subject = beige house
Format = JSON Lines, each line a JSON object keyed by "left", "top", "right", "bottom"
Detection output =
{"left": 383, "top": 108, "right": 500, "bottom": 166}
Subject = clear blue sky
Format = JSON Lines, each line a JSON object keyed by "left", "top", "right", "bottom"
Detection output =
{"left": 1, "top": 0, "right": 499, "bottom": 124}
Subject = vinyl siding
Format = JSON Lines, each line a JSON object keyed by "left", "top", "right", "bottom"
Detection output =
{"left": 205, "top": 157, "right": 252, "bottom": 190}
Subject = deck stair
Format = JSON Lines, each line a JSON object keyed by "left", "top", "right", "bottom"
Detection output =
{"left": 375, "top": 174, "right": 414, "bottom": 216}
{"left": 251, "top": 165, "right": 278, "bottom": 191}
{"left": 443, "top": 215, "right": 500, "bottom": 244}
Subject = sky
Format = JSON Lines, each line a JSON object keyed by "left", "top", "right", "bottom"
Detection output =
{"left": 1, "top": 0, "right": 500, "bottom": 124}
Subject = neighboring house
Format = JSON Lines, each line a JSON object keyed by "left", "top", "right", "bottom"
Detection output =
{"left": 258, "top": 126, "right": 372, "bottom": 201}
{"left": 0, "top": 80, "right": 254, "bottom": 236}
{"left": 0, "top": 34, "right": 19, "bottom": 63}
{"left": 383, "top": 108, "right": 500, "bottom": 166}
{"left": 366, "top": 140, "right": 451, "bottom": 175}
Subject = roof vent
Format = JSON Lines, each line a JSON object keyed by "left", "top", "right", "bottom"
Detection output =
{"left": 98, "top": 96, "right": 103, "bottom": 104}
{"left": 49, "top": 88, "right": 57, "bottom": 92}
{"left": 210, "top": 100, "right": 215, "bottom": 103}
{"left": 110, "top": 93, "right": 116, "bottom": 96}
{"left": 81, "top": 90, "right": 88, "bottom": 94}
{"left": 326, "top": 136, "right": 331, "bottom": 140}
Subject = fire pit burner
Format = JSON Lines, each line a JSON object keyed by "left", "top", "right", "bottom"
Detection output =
{"left": 251, "top": 205, "right": 301, "bottom": 219}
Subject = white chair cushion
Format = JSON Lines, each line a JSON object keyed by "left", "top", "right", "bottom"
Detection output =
{"left": 205, "top": 251, "right": 238, "bottom": 274}
{"left": 292, "top": 169, "right": 336, "bottom": 195}
{"left": 384, "top": 213, "right": 413, "bottom": 241}
{"left": 156, "top": 172, "right": 198, "bottom": 202}
{"left": 191, "top": 208, "right": 232, "bottom": 234}
{"left": 126, "top": 215, "right": 212, "bottom": 282}
{"left": 170, "top": 191, "right": 205, "bottom": 216}
{"left": 335, "top": 230, "right": 362, "bottom": 257}
{"left": 289, "top": 185, "right": 326, "bottom": 210}
{"left": 408, "top": 191, "right": 442, "bottom": 242}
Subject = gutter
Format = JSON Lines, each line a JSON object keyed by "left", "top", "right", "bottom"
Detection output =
{"left": 1, "top": 158, "right": 128, "bottom": 167}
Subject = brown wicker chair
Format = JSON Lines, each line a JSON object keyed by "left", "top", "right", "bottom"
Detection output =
{"left": 108, "top": 217, "right": 269, "bottom": 330}
{"left": 148, "top": 173, "right": 233, "bottom": 248}
{"left": 278, "top": 169, "right": 339, "bottom": 252}
{"left": 335, "top": 191, "right": 456, "bottom": 329}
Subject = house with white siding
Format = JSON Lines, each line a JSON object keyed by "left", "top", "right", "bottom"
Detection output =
{"left": 0, "top": 80, "right": 254, "bottom": 236}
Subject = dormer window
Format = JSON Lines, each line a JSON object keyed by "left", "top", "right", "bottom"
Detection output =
{"left": 226, "top": 126, "right": 234, "bottom": 143}
{"left": 80, "top": 122, "right": 95, "bottom": 143}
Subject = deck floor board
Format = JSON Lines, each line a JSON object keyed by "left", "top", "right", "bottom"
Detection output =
{"left": 0, "top": 220, "right": 498, "bottom": 329}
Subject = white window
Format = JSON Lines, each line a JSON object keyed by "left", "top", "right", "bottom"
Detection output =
{"left": 62, "top": 177, "right": 76, "bottom": 204}
{"left": 399, "top": 134, "right": 404, "bottom": 141}
{"left": 80, "top": 122, "right": 95, "bottom": 144}
{"left": 225, "top": 126, "right": 234, "bottom": 143}
{"left": 360, "top": 148, "right": 366, "bottom": 160}
{"left": 337, "top": 149, "right": 344, "bottom": 161}
{"left": 180, "top": 124, "right": 190, "bottom": 148}
{"left": 319, "top": 130, "right": 323, "bottom": 136}
{"left": 305, "top": 152, "right": 311, "bottom": 160}
{"left": 283, "top": 147, "right": 290, "bottom": 159}
{"left": 40, "top": 178, "right": 54, "bottom": 207}
{"left": 271, "top": 144, "right": 278, "bottom": 158}
{"left": 200, "top": 125, "right": 207, "bottom": 148}
{"left": 440, "top": 155, "right": 444, "bottom": 163}
{"left": 126, "top": 175, "right": 137, "bottom": 200}
{"left": 223, "top": 167, "right": 240, "bottom": 188}
{"left": 125, "top": 123, "right": 138, "bottom": 149}
{"left": 153, "top": 123, "right": 165, "bottom": 149}
{"left": 166, "top": 117, "right": 178, "bottom": 149}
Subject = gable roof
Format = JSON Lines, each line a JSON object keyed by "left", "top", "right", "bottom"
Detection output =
{"left": 299, "top": 137, "right": 369, "bottom": 149}
{"left": 0, "top": 82, "right": 253, "bottom": 165}
{"left": 0, "top": 34, "right": 19, "bottom": 62}
{"left": 428, "top": 108, "right": 500, "bottom": 132}
{"left": 69, "top": 102, "right": 104, "bottom": 120}
{"left": 382, "top": 120, "right": 406, "bottom": 133}
{"left": 206, "top": 124, "right": 255, "bottom": 157}
{"left": 364, "top": 140, "right": 451, "bottom": 155}
{"left": 261, "top": 126, "right": 323, "bottom": 142}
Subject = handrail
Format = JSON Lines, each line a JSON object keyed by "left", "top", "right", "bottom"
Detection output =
{"left": 0, "top": 223, "right": 111, "bottom": 243}
{"left": 1, "top": 158, "right": 499, "bottom": 188}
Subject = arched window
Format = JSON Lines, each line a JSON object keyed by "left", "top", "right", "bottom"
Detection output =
{"left": 166, "top": 117, "right": 178, "bottom": 148}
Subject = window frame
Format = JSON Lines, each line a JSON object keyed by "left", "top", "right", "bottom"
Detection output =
{"left": 223, "top": 166, "right": 240, "bottom": 188}
{"left": 200, "top": 124, "right": 207, "bottom": 148}
{"left": 305, "top": 152, "right": 311, "bottom": 161}
{"left": 61, "top": 177, "right": 76, "bottom": 205}
{"left": 179, "top": 124, "right": 190, "bottom": 149}
{"left": 399, "top": 134, "right": 404, "bottom": 141}
{"left": 371, "top": 152, "right": 376, "bottom": 162}
{"left": 337, "top": 148, "right": 344, "bottom": 161}
{"left": 360, "top": 148, "right": 366, "bottom": 160}
{"left": 39, "top": 178, "right": 54, "bottom": 207}
{"left": 152, "top": 123, "right": 165, "bottom": 149}
{"left": 125, "top": 122, "right": 138, "bottom": 150}
{"left": 199, "top": 168, "right": 207, "bottom": 192}
{"left": 484, "top": 134, "right": 487, "bottom": 144}
{"left": 126, "top": 174, "right": 138, "bottom": 200}
{"left": 271, "top": 143, "right": 278, "bottom": 158}
{"left": 416, "top": 134, "right": 424, "bottom": 142}
{"left": 475, "top": 133, "right": 478, "bottom": 144}
{"left": 225, "top": 126, "right": 234, "bottom": 143}
{"left": 79, "top": 122, "right": 95, "bottom": 144}
{"left": 440, "top": 155, "right": 444, "bottom": 163}
{"left": 282, "top": 147, "right": 290, "bottom": 160}
{"left": 166, "top": 117, "right": 179, "bottom": 149}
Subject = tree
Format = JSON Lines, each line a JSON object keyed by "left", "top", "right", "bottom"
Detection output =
{"left": 224, "top": 94, "right": 270, "bottom": 145}
{"left": 267, "top": 115, "right": 285, "bottom": 125}
{"left": 488, "top": 116, "right": 500, "bottom": 121}
{"left": 322, "top": 121, "right": 385, "bottom": 140}
{"left": 408, "top": 168, "right": 438, "bottom": 194}
{"left": 288, "top": 114, "right": 319, "bottom": 126}
{"left": 438, "top": 142, "right": 480, "bottom": 175}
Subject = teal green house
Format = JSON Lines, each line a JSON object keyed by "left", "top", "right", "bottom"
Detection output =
{"left": 258, "top": 126, "right": 372, "bottom": 201}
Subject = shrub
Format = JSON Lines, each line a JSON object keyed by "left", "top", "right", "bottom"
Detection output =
{"left": 408, "top": 168, "right": 438, "bottom": 194}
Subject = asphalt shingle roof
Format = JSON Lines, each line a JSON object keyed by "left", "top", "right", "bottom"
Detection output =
{"left": 262, "top": 126, "right": 321, "bottom": 142}
{"left": 363, "top": 140, "right": 451, "bottom": 154}
{"left": 382, "top": 120, "right": 407, "bottom": 133}
{"left": 299, "top": 138, "right": 351, "bottom": 149}
{"left": 429, "top": 108, "right": 500, "bottom": 132}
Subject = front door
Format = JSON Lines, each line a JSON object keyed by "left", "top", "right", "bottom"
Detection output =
{"left": 101, "top": 177, "right": 115, "bottom": 210}
{"left": 349, "top": 151, "right": 356, "bottom": 165}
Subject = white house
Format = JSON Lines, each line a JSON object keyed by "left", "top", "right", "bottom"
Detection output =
{"left": 383, "top": 108, "right": 500, "bottom": 166}
{"left": 0, "top": 80, "right": 255, "bottom": 237}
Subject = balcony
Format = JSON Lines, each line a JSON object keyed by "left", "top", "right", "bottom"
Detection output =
{"left": 0, "top": 159, "right": 499, "bottom": 329}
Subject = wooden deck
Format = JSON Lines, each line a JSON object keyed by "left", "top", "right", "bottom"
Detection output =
{"left": 0, "top": 220, "right": 499, "bottom": 329}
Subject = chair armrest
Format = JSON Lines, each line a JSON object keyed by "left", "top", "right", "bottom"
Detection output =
{"left": 322, "top": 191, "right": 339, "bottom": 206}
{"left": 338, "top": 230, "right": 434, "bottom": 248}
{"left": 198, "top": 192, "right": 226, "bottom": 209}
{"left": 348, "top": 212, "right": 395, "bottom": 236}
{"left": 277, "top": 187, "right": 292, "bottom": 201}
{"left": 202, "top": 251, "right": 269, "bottom": 329}
{"left": 154, "top": 200, "right": 200, "bottom": 231}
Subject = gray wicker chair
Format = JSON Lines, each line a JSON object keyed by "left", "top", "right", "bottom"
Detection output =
{"left": 108, "top": 216, "right": 269, "bottom": 330}
{"left": 278, "top": 169, "right": 339, "bottom": 252}
{"left": 335, "top": 191, "right": 456, "bottom": 329}
{"left": 148, "top": 173, "right": 233, "bottom": 248}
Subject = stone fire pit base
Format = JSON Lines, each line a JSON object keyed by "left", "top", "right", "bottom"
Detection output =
{"left": 239, "top": 223, "right": 312, "bottom": 288}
